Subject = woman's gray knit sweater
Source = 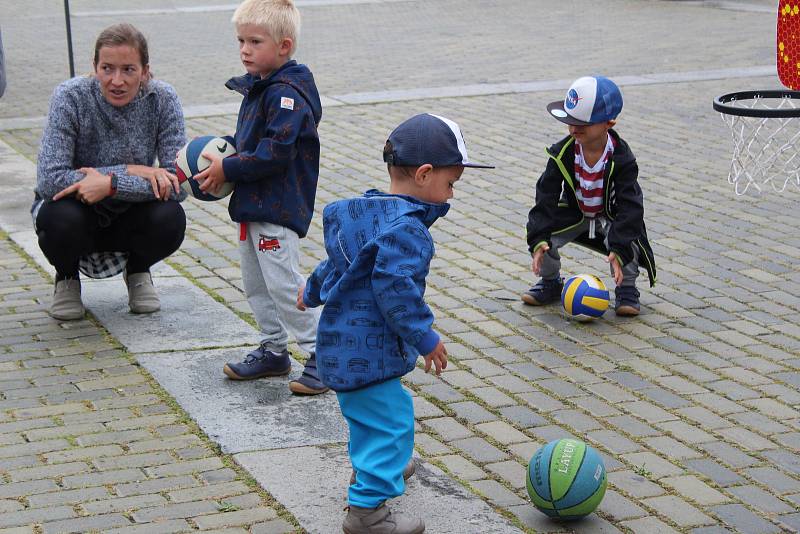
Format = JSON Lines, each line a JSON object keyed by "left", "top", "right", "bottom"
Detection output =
{"left": 36, "top": 76, "right": 187, "bottom": 202}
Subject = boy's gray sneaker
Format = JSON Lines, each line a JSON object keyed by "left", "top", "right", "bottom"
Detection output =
{"left": 615, "top": 286, "right": 640, "bottom": 316}
{"left": 50, "top": 279, "right": 85, "bottom": 321}
{"left": 224, "top": 346, "right": 291, "bottom": 380}
{"left": 350, "top": 458, "right": 416, "bottom": 485}
{"left": 125, "top": 272, "right": 160, "bottom": 314}
{"left": 521, "top": 277, "right": 564, "bottom": 306}
{"left": 343, "top": 503, "right": 424, "bottom": 534}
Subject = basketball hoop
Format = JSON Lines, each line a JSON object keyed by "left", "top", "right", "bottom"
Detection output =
{"left": 714, "top": 90, "right": 800, "bottom": 195}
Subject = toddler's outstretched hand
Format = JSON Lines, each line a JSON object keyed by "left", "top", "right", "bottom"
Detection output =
{"left": 424, "top": 341, "right": 448, "bottom": 376}
{"left": 296, "top": 284, "right": 306, "bottom": 311}
{"left": 531, "top": 244, "right": 550, "bottom": 275}
{"left": 607, "top": 252, "right": 623, "bottom": 286}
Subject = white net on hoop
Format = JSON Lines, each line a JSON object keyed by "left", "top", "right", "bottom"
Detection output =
{"left": 719, "top": 94, "right": 800, "bottom": 195}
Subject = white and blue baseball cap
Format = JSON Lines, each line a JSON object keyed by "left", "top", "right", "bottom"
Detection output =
{"left": 383, "top": 113, "right": 494, "bottom": 169}
{"left": 547, "top": 76, "right": 623, "bottom": 126}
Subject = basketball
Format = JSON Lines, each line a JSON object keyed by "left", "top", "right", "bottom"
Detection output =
{"left": 561, "top": 274, "right": 609, "bottom": 321}
{"left": 527, "top": 438, "right": 607, "bottom": 520}
{"left": 175, "top": 136, "right": 237, "bottom": 201}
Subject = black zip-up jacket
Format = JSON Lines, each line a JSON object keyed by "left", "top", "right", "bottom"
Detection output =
{"left": 526, "top": 129, "right": 656, "bottom": 287}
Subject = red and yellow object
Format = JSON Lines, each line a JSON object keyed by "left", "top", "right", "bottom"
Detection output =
{"left": 778, "top": 1, "right": 800, "bottom": 89}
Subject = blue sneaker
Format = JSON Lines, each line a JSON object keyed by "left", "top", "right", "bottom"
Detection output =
{"left": 615, "top": 286, "right": 640, "bottom": 317}
{"left": 288, "top": 353, "right": 329, "bottom": 395}
{"left": 521, "top": 277, "right": 564, "bottom": 306}
{"left": 223, "top": 345, "right": 291, "bottom": 380}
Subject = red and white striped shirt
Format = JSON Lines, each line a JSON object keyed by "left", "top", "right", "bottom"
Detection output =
{"left": 574, "top": 134, "right": 616, "bottom": 218}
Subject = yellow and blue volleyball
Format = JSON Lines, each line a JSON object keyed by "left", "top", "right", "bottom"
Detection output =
{"left": 561, "top": 274, "right": 609, "bottom": 321}
{"left": 527, "top": 438, "right": 607, "bottom": 520}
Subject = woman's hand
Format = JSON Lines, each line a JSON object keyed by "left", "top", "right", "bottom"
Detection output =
{"left": 53, "top": 167, "right": 112, "bottom": 205}
{"left": 128, "top": 164, "right": 180, "bottom": 201}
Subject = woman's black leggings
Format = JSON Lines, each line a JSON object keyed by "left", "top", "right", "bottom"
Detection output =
{"left": 36, "top": 197, "right": 186, "bottom": 278}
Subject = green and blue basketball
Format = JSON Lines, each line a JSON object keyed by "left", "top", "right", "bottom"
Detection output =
{"left": 526, "top": 438, "right": 607, "bottom": 520}
{"left": 561, "top": 274, "right": 609, "bottom": 321}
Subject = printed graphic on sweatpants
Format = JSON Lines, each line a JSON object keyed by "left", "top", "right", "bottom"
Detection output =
{"left": 258, "top": 234, "right": 281, "bottom": 253}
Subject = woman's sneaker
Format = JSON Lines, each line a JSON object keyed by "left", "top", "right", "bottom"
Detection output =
{"left": 125, "top": 271, "right": 160, "bottom": 314}
{"left": 288, "top": 353, "right": 329, "bottom": 395}
{"left": 615, "top": 286, "right": 640, "bottom": 316}
{"left": 223, "top": 346, "right": 291, "bottom": 380}
{"left": 50, "top": 279, "right": 85, "bottom": 321}
{"left": 521, "top": 277, "right": 564, "bottom": 305}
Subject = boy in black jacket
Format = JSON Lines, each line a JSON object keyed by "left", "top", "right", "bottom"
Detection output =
{"left": 197, "top": 0, "right": 326, "bottom": 393}
{"left": 524, "top": 76, "right": 656, "bottom": 316}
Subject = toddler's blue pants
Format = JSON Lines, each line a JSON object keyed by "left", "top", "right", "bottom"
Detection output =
{"left": 336, "top": 377, "right": 414, "bottom": 508}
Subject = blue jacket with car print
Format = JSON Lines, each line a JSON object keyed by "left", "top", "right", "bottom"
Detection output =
{"left": 302, "top": 190, "right": 448, "bottom": 392}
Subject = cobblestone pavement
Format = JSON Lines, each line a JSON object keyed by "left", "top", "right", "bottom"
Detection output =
{"left": 0, "top": 237, "right": 296, "bottom": 533}
{"left": 0, "top": 0, "right": 780, "bottom": 119}
{"left": 3, "top": 0, "right": 800, "bottom": 533}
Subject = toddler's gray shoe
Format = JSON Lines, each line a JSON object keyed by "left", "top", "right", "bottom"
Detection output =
{"left": 50, "top": 279, "right": 85, "bottom": 321}
{"left": 343, "top": 503, "right": 424, "bottom": 534}
{"left": 125, "top": 272, "right": 160, "bottom": 314}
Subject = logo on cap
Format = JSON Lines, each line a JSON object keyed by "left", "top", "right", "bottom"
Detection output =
{"left": 565, "top": 89, "right": 582, "bottom": 110}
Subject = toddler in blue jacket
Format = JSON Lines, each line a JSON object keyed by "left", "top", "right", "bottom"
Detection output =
{"left": 197, "top": 0, "right": 326, "bottom": 394}
{"left": 297, "top": 113, "right": 493, "bottom": 533}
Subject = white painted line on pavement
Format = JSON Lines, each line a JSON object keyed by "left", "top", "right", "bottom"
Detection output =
{"left": 71, "top": 0, "right": 411, "bottom": 17}
{"left": 0, "top": 65, "right": 777, "bottom": 130}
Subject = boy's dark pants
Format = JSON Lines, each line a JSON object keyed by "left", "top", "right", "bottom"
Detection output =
{"left": 539, "top": 217, "right": 640, "bottom": 288}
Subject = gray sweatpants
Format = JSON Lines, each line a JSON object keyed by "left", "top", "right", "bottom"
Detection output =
{"left": 539, "top": 217, "right": 640, "bottom": 289}
{"left": 239, "top": 221, "right": 319, "bottom": 354}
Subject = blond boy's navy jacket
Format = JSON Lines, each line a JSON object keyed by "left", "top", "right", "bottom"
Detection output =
{"left": 303, "top": 190, "right": 448, "bottom": 392}
{"left": 223, "top": 60, "right": 322, "bottom": 237}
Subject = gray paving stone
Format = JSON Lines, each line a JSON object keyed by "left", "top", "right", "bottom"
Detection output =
{"left": 661, "top": 475, "right": 730, "bottom": 505}
{"left": 709, "top": 504, "right": 781, "bottom": 534}
{"left": 619, "top": 516, "right": 681, "bottom": 534}
{"left": 726, "top": 485, "right": 796, "bottom": 514}
{"left": 640, "top": 495, "right": 714, "bottom": 528}
{"left": 449, "top": 401, "right": 498, "bottom": 424}
{"left": 81, "top": 494, "right": 168, "bottom": 515}
{"left": 0, "top": 505, "right": 75, "bottom": 529}
{"left": 451, "top": 436, "right": 509, "bottom": 463}
{"left": 132, "top": 501, "right": 220, "bottom": 522}
{"left": 683, "top": 459, "right": 744, "bottom": 487}
{"left": 607, "top": 470, "right": 666, "bottom": 498}
{"left": 40, "top": 513, "right": 131, "bottom": 534}
{"left": 598, "top": 489, "right": 647, "bottom": 521}
{"left": 102, "top": 519, "right": 192, "bottom": 534}
{"left": 606, "top": 415, "right": 660, "bottom": 437}
{"left": 586, "top": 429, "right": 642, "bottom": 454}
{"left": 744, "top": 467, "right": 800, "bottom": 494}
{"left": 497, "top": 406, "right": 548, "bottom": 428}
{"left": 423, "top": 417, "right": 473, "bottom": 441}
{"left": 697, "top": 441, "right": 759, "bottom": 468}
{"left": 437, "top": 455, "right": 487, "bottom": 481}
{"left": 420, "top": 382, "right": 465, "bottom": 403}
